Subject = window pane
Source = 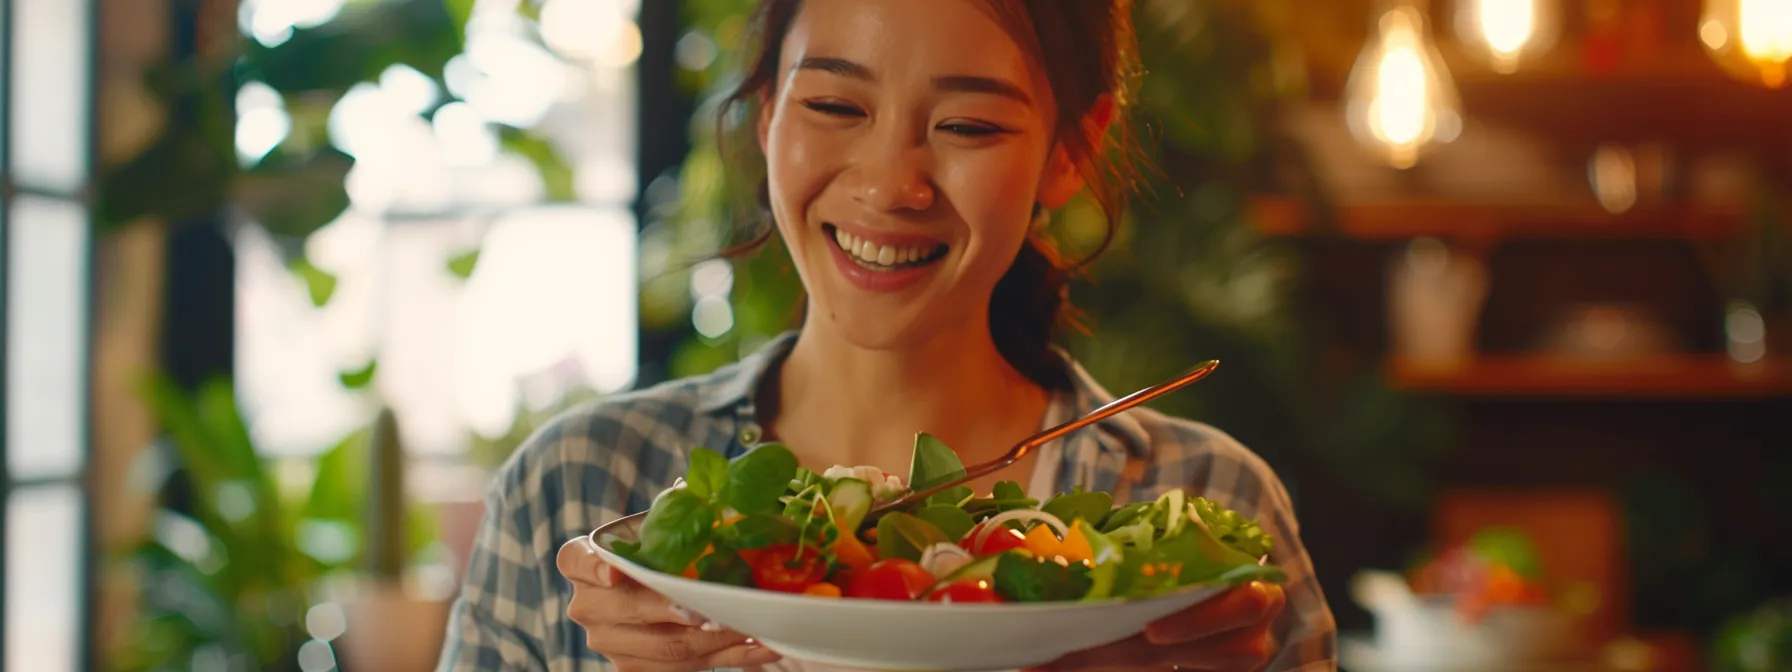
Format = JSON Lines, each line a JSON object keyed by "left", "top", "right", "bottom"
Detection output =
{"left": 10, "top": 0, "right": 91, "bottom": 192}
{"left": 449, "top": 206, "right": 637, "bottom": 438}
{"left": 6, "top": 196, "right": 89, "bottom": 478}
{"left": 5, "top": 485, "right": 84, "bottom": 672}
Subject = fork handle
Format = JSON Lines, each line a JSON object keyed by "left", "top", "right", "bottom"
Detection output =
{"left": 863, "top": 359, "right": 1220, "bottom": 525}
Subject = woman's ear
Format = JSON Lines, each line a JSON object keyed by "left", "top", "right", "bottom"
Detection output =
{"left": 1036, "top": 94, "right": 1118, "bottom": 209}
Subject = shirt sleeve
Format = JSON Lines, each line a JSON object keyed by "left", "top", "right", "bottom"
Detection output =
{"left": 1255, "top": 476, "right": 1339, "bottom": 672}
{"left": 436, "top": 476, "right": 555, "bottom": 672}
{"left": 1132, "top": 421, "right": 1339, "bottom": 672}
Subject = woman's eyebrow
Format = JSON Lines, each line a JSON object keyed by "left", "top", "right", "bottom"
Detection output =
{"left": 794, "top": 56, "right": 873, "bottom": 80}
{"left": 933, "top": 75, "right": 1031, "bottom": 106}
{"left": 794, "top": 56, "right": 1033, "bottom": 106}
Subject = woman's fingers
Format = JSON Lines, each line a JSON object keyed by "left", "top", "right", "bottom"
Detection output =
{"left": 589, "top": 623, "right": 754, "bottom": 663}
{"left": 1143, "top": 582, "right": 1284, "bottom": 645}
{"left": 705, "top": 641, "right": 786, "bottom": 669}
{"left": 607, "top": 640, "right": 784, "bottom": 672}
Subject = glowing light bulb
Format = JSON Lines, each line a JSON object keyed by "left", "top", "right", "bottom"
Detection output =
{"left": 1455, "top": 0, "right": 1558, "bottom": 73}
{"left": 1345, "top": 5, "right": 1463, "bottom": 169}
{"left": 1702, "top": 0, "right": 1792, "bottom": 88}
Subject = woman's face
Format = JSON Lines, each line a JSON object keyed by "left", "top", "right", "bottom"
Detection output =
{"left": 758, "top": 0, "right": 1086, "bottom": 352}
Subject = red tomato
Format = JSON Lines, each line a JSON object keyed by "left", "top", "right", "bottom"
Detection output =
{"left": 926, "top": 579, "right": 1002, "bottom": 604}
{"left": 961, "top": 523, "right": 1029, "bottom": 556}
{"left": 846, "top": 559, "right": 936, "bottom": 600}
{"left": 749, "top": 544, "right": 828, "bottom": 593}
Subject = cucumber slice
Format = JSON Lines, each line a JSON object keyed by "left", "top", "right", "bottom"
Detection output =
{"left": 826, "top": 478, "right": 873, "bottom": 532}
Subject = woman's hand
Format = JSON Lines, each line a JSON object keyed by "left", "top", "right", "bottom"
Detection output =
{"left": 556, "top": 537, "right": 784, "bottom": 672}
{"left": 1025, "top": 581, "right": 1286, "bottom": 672}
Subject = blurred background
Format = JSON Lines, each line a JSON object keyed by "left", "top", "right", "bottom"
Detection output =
{"left": 2, "top": 0, "right": 1789, "bottom": 670}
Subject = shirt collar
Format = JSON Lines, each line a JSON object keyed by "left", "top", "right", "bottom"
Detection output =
{"left": 693, "top": 330, "right": 1151, "bottom": 459}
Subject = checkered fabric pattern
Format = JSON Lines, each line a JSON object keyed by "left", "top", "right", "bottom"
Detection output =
{"left": 435, "top": 332, "right": 1337, "bottom": 671}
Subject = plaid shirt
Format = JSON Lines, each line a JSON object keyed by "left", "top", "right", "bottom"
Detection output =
{"left": 436, "top": 332, "right": 1337, "bottom": 671}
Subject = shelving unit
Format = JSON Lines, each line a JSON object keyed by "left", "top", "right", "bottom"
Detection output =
{"left": 1387, "top": 354, "right": 1792, "bottom": 398}
{"left": 1250, "top": 197, "right": 1750, "bottom": 242}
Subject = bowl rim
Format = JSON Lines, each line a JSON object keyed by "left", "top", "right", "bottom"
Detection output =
{"left": 586, "top": 510, "right": 1246, "bottom": 614}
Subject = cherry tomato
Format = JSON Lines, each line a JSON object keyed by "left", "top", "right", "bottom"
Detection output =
{"left": 926, "top": 579, "right": 1002, "bottom": 604}
{"left": 961, "top": 522, "right": 1029, "bottom": 556}
{"left": 846, "top": 558, "right": 936, "bottom": 600}
{"left": 749, "top": 544, "right": 827, "bottom": 593}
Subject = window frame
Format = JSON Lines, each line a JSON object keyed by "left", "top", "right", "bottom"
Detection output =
{"left": 0, "top": 0, "right": 102, "bottom": 669}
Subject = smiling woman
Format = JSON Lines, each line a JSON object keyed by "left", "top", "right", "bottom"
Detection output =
{"left": 436, "top": 2, "right": 1338, "bottom": 671}
{"left": 716, "top": 0, "right": 1138, "bottom": 393}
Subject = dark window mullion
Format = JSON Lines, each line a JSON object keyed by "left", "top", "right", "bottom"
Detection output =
{"left": 76, "top": 0, "right": 98, "bottom": 668}
{"left": 0, "top": 0, "right": 15, "bottom": 669}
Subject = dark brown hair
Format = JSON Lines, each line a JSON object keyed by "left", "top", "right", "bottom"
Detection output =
{"left": 717, "top": 0, "right": 1143, "bottom": 390}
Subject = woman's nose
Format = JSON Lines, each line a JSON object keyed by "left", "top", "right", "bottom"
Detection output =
{"left": 850, "top": 128, "right": 936, "bottom": 213}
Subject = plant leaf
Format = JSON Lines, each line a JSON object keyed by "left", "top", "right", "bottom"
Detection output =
{"left": 337, "top": 359, "right": 377, "bottom": 389}
{"left": 915, "top": 505, "right": 975, "bottom": 542}
{"left": 635, "top": 489, "right": 716, "bottom": 574}
{"left": 908, "top": 433, "right": 972, "bottom": 507}
{"left": 716, "top": 513, "right": 797, "bottom": 550}
{"left": 685, "top": 447, "right": 729, "bottom": 501}
{"left": 695, "top": 548, "right": 754, "bottom": 587}
{"left": 290, "top": 259, "right": 337, "bottom": 307}
{"left": 1042, "top": 487, "right": 1114, "bottom": 526}
{"left": 993, "top": 552, "right": 1093, "bottom": 602}
{"left": 722, "top": 444, "right": 799, "bottom": 515}
{"left": 445, "top": 249, "right": 480, "bottom": 280}
{"left": 874, "top": 512, "right": 951, "bottom": 561}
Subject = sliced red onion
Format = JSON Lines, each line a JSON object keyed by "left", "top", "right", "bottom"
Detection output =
{"left": 971, "top": 509, "right": 1069, "bottom": 549}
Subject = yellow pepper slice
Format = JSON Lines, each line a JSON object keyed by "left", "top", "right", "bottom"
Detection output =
{"left": 1057, "top": 524, "right": 1094, "bottom": 564}
{"left": 1023, "top": 525, "right": 1063, "bottom": 558}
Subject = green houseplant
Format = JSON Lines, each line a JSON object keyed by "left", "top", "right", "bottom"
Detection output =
{"left": 112, "top": 375, "right": 440, "bottom": 672}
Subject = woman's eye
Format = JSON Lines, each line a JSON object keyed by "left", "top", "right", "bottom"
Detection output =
{"left": 801, "top": 100, "right": 865, "bottom": 117}
{"left": 938, "top": 122, "right": 1008, "bottom": 137}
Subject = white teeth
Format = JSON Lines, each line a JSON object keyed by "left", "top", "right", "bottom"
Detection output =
{"left": 831, "top": 226, "right": 939, "bottom": 268}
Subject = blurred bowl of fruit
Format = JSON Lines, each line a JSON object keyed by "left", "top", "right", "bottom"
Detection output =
{"left": 1350, "top": 529, "right": 1586, "bottom": 669}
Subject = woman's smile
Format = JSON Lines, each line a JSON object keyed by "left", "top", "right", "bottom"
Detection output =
{"left": 822, "top": 222, "right": 950, "bottom": 293}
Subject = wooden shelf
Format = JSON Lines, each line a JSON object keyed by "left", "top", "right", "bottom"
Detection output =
{"left": 1387, "top": 354, "right": 1792, "bottom": 399}
{"left": 1251, "top": 197, "right": 1749, "bottom": 242}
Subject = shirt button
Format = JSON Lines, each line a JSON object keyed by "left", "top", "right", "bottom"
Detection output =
{"left": 738, "top": 423, "right": 763, "bottom": 445}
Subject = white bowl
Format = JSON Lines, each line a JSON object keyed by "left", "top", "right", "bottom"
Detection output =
{"left": 590, "top": 512, "right": 1233, "bottom": 672}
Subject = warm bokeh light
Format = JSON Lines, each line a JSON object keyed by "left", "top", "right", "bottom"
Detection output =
{"left": 1345, "top": 5, "right": 1463, "bottom": 168}
{"left": 1456, "top": 0, "right": 1558, "bottom": 73}
{"left": 1701, "top": 0, "right": 1792, "bottom": 87}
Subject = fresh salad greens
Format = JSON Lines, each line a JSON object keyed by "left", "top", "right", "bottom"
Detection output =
{"left": 607, "top": 433, "right": 1285, "bottom": 603}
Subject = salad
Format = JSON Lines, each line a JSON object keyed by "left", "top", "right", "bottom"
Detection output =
{"left": 606, "top": 433, "right": 1285, "bottom": 603}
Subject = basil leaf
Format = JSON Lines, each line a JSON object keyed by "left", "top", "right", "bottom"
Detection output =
{"left": 909, "top": 433, "right": 973, "bottom": 507}
{"left": 635, "top": 489, "right": 716, "bottom": 574}
{"left": 695, "top": 548, "right": 754, "bottom": 587}
{"left": 875, "top": 512, "right": 951, "bottom": 561}
{"left": 607, "top": 539, "right": 642, "bottom": 563}
{"left": 916, "top": 505, "right": 975, "bottom": 542}
{"left": 685, "top": 447, "right": 728, "bottom": 501}
{"left": 1042, "top": 488, "right": 1113, "bottom": 525}
{"left": 1099, "top": 502, "right": 1151, "bottom": 532}
{"left": 992, "top": 481, "right": 1028, "bottom": 501}
{"left": 724, "top": 443, "right": 800, "bottom": 515}
{"left": 963, "top": 497, "right": 1039, "bottom": 518}
{"left": 717, "top": 513, "right": 799, "bottom": 550}
{"left": 992, "top": 552, "right": 1093, "bottom": 602}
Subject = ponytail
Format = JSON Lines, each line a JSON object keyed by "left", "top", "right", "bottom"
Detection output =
{"left": 989, "top": 236, "right": 1076, "bottom": 391}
